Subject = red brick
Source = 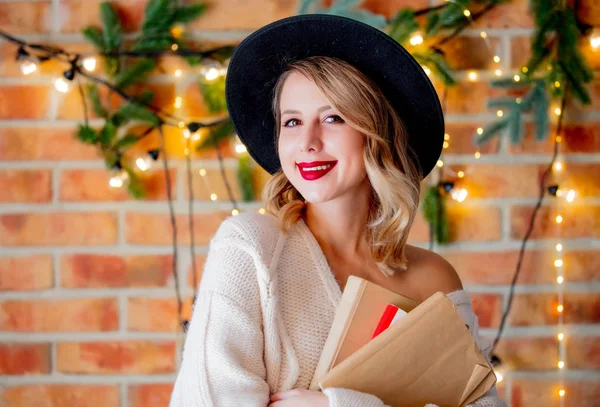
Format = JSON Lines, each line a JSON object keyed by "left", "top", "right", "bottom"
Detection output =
{"left": 566, "top": 336, "right": 600, "bottom": 370}
{"left": 0, "top": 86, "right": 50, "bottom": 119}
{"left": 577, "top": 0, "right": 600, "bottom": 25}
{"left": 0, "top": 298, "right": 118, "bottom": 332}
{"left": 458, "top": 163, "right": 600, "bottom": 199}
{"left": 445, "top": 250, "right": 600, "bottom": 286}
{"left": 469, "top": 293, "right": 502, "bottom": 328}
{"left": 509, "top": 292, "right": 600, "bottom": 326}
{"left": 61, "top": 254, "right": 173, "bottom": 288}
{"left": 508, "top": 122, "right": 600, "bottom": 154}
{"left": 185, "top": 0, "right": 295, "bottom": 31}
{"left": 59, "top": 169, "right": 175, "bottom": 201}
{"left": 128, "top": 297, "right": 193, "bottom": 332}
{"left": 187, "top": 166, "right": 244, "bottom": 201}
{"left": 1, "top": 385, "right": 120, "bottom": 407}
{"left": 56, "top": 83, "right": 174, "bottom": 120}
{"left": 439, "top": 36, "right": 502, "bottom": 71}
{"left": 510, "top": 205, "right": 600, "bottom": 240}
{"left": 0, "top": 2, "right": 52, "bottom": 34}
{"left": 510, "top": 36, "right": 531, "bottom": 69}
{"left": 511, "top": 379, "right": 600, "bottom": 407}
{"left": 495, "top": 337, "right": 558, "bottom": 370}
{"left": 57, "top": 0, "right": 147, "bottom": 33}
{"left": 129, "top": 384, "right": 174, "bottom": 407}
{"left": 0, "top": 343, "right": 51, "bottom": 375}
{"left": 0, "top": 127, "right": 99, "bottom": 161}
{"left": 470, "top": 0, "right": 534, "bottom": 28}
{"left": 356, "top": 0, "right": 428, "bottom": 19}
{"left": 441, "top": 123, "right": 500, "bottom": 155}
{"left": 569, "top": 82, "right": 600, "bottom": 114}
{"left": 187, "top": 255, "right": 208, "bottom": 288}
{"left": 125, "top": 211, "right": 230, "bottom": 245}
{"left": 443, "top": 82, "right": 497, "bottom": 114}
{"left": 0, "top": 212, "right": 117, "bottom": 246}
{"left": 56, "top": 341, "right": 175, "bottom": 374}
{"left": 0, "top": 170, "right": 52, "bottom": 203}
{"left": 0, "top": 255, "right": 53, "bottom": 291}
{"left": 447, "top": 205, "right": 502, "bottom": 242}
{"left": 182, "top": 81, "right": 213, "bottom": 118}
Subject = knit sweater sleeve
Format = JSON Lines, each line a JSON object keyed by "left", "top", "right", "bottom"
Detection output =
{"left": 321, "top": 290, "right": 506, "bottom": 407}
{"left": 169, "top": 218, "right": 271, "bottom": 407}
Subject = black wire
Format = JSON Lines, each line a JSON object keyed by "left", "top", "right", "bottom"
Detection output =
{"left": 185, "top": 137, "right": 198, "bottom": 307}
{"left": 158, "top": 125, "right": 183, "bottom": 332}
{"left": 210, "top": 128, "right": 239, "bottom": 211}
{"left": 491, "top": 88, "right": 568, "bottom": 353}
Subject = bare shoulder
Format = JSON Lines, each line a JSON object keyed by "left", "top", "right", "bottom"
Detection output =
{"left": 402, "top": 245, "right": 464, "bottom": 302}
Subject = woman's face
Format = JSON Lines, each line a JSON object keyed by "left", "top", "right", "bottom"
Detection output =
{"left": 278, "top": 72, "right": 368, "bottom": 204}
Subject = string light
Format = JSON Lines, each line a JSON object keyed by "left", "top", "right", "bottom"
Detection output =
{"left": 555, "top": 215, "right": 563, "bottom": 224}
{"left": 436, "top": 160, "right": 444, "bottom": 168}
{"left": 557, "top": 333, "right": 565, "bottom": 341}
{"left": 463, "top": 9, "right": 471, "bottom": 17}
{"left": 554, "top": 107, "right": 562, "bottom": 116}
{"left": 135, "top": 149, "right": 160, "bottom": 172}
{"left": 557, "top": 304, "right": 564, "bottom": 313}
{"left": 231, "top": 209, "right": 239, "bottom": 216}
{"left": 513, "top": 74, "right": 520, "bottom": 82}
{"left": 553, "top": 161, "right": 563, "bottom": 171}
{"left": 557, "top": 276, "right": 564, "bottom": 284}
{"left": 409, "top": 33, "right": 423, "bottom": 46}
{"left": 480, "top": 31, "right": 487, "bottom": 39}
{"left": 174, "top": 96, "right": 182, "bottom": 109}
{"left": 422, "top": 66, "right": 431, "bottom": 76}
{"left": 495, "top": 69, "right": 502, "bottom": 76}
{"left": 474, "top": 151, "right": 481, "bottom": 159}
{"left": 554, "top": 259, "right": 563, "bottom": 267}
{"left": 54, "top": 77, "right": 71, "bottom": 93}
{"left": 199, "top": 59, "right": 223, "bottom": 81}
{"left": 174, "top": 69, "right": 182, "bottom": 78}
{"left": 590, "top": 28, "right": 600, "bottom": 50}
{"left": 493, "top": 55, "right": 500, "bottom": 63}
{"left": 82, "top": 57, "right": 97, "bottom": 72}
{"left": 457, "top": 171, "right": 465, "bottom": 178}
{"left": 20, "top": 60, "right": 38, "bottom": 75}
{"left": 109, "top": 169, "right": 129, "bottom": 188}
{"left": 496, "top": 110, "right": 504, "bottom": 117}
{"left": 171, "top": 43, "right": 179, "bottom": 51}
{"left": 559, "top": 389, "right": 566, "bottom": 397}
{"left": 558, "top": 361, "right": 565, "bottom": 369}
{"left": 258, "top": 208, "right": 266, "bottom": 214}
{"left": 556, "top": 243, "right": 563, "bottom": 252}
{"left": 468, "top": 71, "right": 478, "bottom": 81}
{"left": 450, "top": 187, "right": 468, "bottom": 202}
{"left": 210, "top": 193, "right": 218, "bottom": 201}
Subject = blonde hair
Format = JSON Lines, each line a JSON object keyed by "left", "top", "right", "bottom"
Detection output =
{"left": 263, "top": 56, "right": 422, "bottom": 276}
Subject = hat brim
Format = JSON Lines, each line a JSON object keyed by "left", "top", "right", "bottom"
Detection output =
{"left": 225, "top": 13, "right": 444, "bottom": 179}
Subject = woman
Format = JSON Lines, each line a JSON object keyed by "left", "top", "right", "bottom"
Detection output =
{"left": 170, "top": 14, "right": 506, "bottom": 407}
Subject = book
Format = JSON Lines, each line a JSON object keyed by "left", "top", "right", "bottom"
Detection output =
{"left": 318, "top": 291, "right": 497, "bottom": 407}
{"left": 308, "top": 275, "right": 419, "bottom": 390}
{"left": 371, "top": 303, "right": 407, "bottom": 340}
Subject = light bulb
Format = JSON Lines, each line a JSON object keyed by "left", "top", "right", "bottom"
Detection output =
{"left": 590, "top": 29, "right": 600, "bottom": 49}
{"left": 444, "top": 133, "right": 450, "bottom": 141}
{"left": 200, "top": 59, "right": 223, "bottom": 81}
{"left": 54, "top": 77, "right": 70, "bottom": 93}
{"left": 231, "top": 209, "right": 239, "bottom": 216}
{"left": 20, "top": 60, "right": 38, "bottom": 75}
{"left": 557, "top": 332, "right": 564, "bottom": 341}
{"left": 480, "top": 31, "right": 487, "bottom": 39}
{"left": 559, "top": 389, "right": 566, "bottom": 397}
{"left": 553, "top": 161, "right": 563, "bottom": 171}
{"left": 468, "top": 71, "right": 478, "bottom": 81}
{"left": 555, "top": 243, "right": 563, "bottom": 252}
{"left": 513, "top": 74, "right": 520, "bottom": 82}
{"left": 495, "top": 69, "right": 502, "bottom": 76}
{"left": 436, "top": 160, "right": 444, "bottom": 168}
{"left": 183, "top": 129, "right": 191, "bottom": 139}
{"left": 443, "top": 141, "right": 449, "bottom": 149}
{"left": 210, "top": 193, "right": 218, "bottom": 201}
{"left": 174, "top": 69, "right": 182, "bottom": 78}
{"left": 496, "top": 110, "right": 504, "bottom": 117}
{"left": 258, "top": 208, "right": 266, "bottom": 214}
{"left": 235, "top": 143, "right": 247, "bottom": 154}
{"left": 199, "top": 169, "right": 207, "bottom": 176}
{"left": 422, "top": 66, "right": 431, "bottom": 76}
{"left": 477, "top": 127, "right": 484, "bottom": 135}
{"left": 409, "top": 34, "right": 423, "bottom": 46}
{"left": 463, "top": 9, "right": 471, "bottom": 17}
{"left": 558, "top": 361, "right": 565, "bottom": 369}
{"left": 474, "top": 151, "right": 481, "bottom": 159}
{"left": 554, "top": 81, "right": 561, "bottom": 88}
{"left": 109, "top": 170, "right": 129, "bottom": 188}
{"left": 171, "top": 43, "right": 179, "bottom": 51}
{"left": 557, "top": 276, "right": 564, "bottom": 284}
{"left": 557, "top": 304, "right": 564, "bottom": 313}
{"left": 450, "top": 187, "right": 468, "bottom": 203}
{"left": 554, "top": 259, "right": 563, "bottom": 268}
{"left": 555, "top": 107, "right": 562, "bottom": 116}
{"left": 174, "top": 96, "right": 182, "bottom": 109}
{"left": 565, "top": 189, "right": 575, "bottom": 203}
{"left": 556, "top": 215, "right": 563, "bottom": 224}
{"left": 82, "top": 57, "right": 97, "bottom": 72}
{"left": 457, "top": 171, "right": 465, "bottom": 178}
{"left": 493, "top": 55, "right": 500, "bottom": 63}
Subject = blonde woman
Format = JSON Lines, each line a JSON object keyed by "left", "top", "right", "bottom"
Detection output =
{"left": 170, "top": 14, "right": 506, "bottom": 407}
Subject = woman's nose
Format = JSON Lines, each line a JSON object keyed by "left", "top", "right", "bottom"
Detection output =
{"left": 299, "top": 122, "right": 323, "bottom": 153}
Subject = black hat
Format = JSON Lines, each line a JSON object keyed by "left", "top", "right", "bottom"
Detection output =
{"left": 225, "top": 14, "right": 444, "bottom": 179}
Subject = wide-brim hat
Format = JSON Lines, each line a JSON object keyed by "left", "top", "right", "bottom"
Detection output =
{"left": 225, "top": 13, "right": 444, "bottom": 179}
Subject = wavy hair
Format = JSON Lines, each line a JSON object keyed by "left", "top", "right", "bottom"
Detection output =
{"left": 262, "top": 56, "right": 422, "bottom": 276}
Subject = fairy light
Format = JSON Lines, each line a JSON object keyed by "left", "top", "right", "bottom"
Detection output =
{"left": 457, "top": 171, "right": 465, "bottom": 178}
{"left": 468, "top": 71, "right": 478, "bottom": 81}
{"left": 82, "top": 57, "right": 97, "bottom": 72}
{"left": 174, "top": 96, "right": 182, "bottom": 109}
{"left": 554, "top": 107, "right": 562, "bottom": 116}
{"left": 463, "top": 9, "right": 471, "bottom": 17}
{"left": 558, "top": 361, "right": 565, "bottom": 369}
{"left": 444, "top": 133, "right": 450, "bottom": 141}
{"left": 210, "top": 193, "right": 218, "bottom": 201}
{"left": 422, "top": 66, "right": 431, "bottom": 76}
{"left": 557, "top": 276, "right": 564, "bottom": 284}
{"left": 493, "top": 55, "right": 500, "bottom": 63}
{"left": 450, "top": 187, "right": 468, "bottom": 202}
{"left": 474, "top": 151, "right": 481, "bottom": 159}
{"left": 476, "top": 127, "right": 484, "bottom": 135}
{"left": 171, "top": 43, "right": 179, "bottom": 51}
{"left": 258, "top": 208, "right": 266, "bottom": 214}
{"left": 553, "top": 161, "right": 563, "bottom": 171}
{"left": 409, "top": 33, "right": 423, "bottom": 46}
{"left": 495, "top": 69, "right": 502, "bottom": 76}
{"left": 443, "top": 141, "right": 449, "bottom": 149}
{"left": 496, "top": 110, "right": 504, "bottom": 117}
{"left": 554, "top": 81, "right": 561, "bottom": 88}
{"left": 174, "top": 69, "right": 182, "bottom": 78}
{"left": 513, "top": 74, "right": 520, "bottom": 82}
{"left": 559, "top": 389, "right": 566, "bottom": 397}
{"left": 480, "top": 31, "right": 487, "bottom": 39}
{"left": 231, "top": 209, "right": 239, "bottom": 216}
{"left": 20, "top": 60, "right": 38, "bottom": 75}
{"left": 554, "top": 259, "right": 563, "bottom": 268}
{"left": 556, "top": 243, "right": 563, "bottom": 252}
{"left": 436, "top": 160, "right": 444, "bottom": 168}
{"left": 590, "top": 29, "right": 600, "bottom": 50}
{"left": 555, "top": 215, "right": 563, "bottom": 224}
{"left": 565, "top": 189, "right": 575, "bottom": 202}
{"left": 109, "top": 170, "right": 129, "bottom": 188}
{"left": 557, "top": 304, "right": 564, "bottom": 313}
{"left": 54, "top": 77, "right": 70, "bottom": 93}
{"left": 557, "top": 333, "right": 564, "bottom": 341}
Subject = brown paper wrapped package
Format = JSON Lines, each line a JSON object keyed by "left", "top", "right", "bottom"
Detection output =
{"left": 318, "top": 291, "right": 496, "bottom": 407}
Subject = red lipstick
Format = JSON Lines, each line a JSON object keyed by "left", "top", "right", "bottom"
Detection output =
{"left": 297, "top": 160, "right": 337, "bottom": 181}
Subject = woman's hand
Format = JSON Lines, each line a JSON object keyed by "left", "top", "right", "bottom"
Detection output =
{"left": 268, "top": 389, "right": 329, "bottom": 406}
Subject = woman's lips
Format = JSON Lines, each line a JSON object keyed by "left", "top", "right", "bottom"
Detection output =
{"left": 297, "top": 161, "right": 337, "bottom": 181}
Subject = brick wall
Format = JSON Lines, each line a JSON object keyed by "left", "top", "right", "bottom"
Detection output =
{"left": 0, "top": 0, "right": 598, "bottom": 406}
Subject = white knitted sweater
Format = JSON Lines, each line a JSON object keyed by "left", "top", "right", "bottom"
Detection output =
{"left": 169, "top": 212, "right": 506, "bottom": 407}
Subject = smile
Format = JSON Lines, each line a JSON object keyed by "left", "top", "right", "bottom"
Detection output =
{"left": 297, "top": 161, "right": 337, "bottom": 181}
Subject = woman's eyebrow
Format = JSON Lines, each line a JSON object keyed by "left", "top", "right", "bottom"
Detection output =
{"left": 282, "top": 105, "right": 332, "bottom": 115}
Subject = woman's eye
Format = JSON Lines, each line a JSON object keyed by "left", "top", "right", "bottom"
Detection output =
{"left": 325, "top": 115, "right": 344, "bottom": 123}
{"left": 283, "top": 118, "right": 300, "bottom": 127}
